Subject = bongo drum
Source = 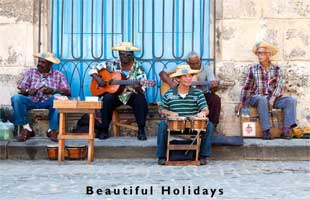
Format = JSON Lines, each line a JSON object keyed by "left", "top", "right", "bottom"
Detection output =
{"left": 167, "top": 116, "right": 187, "bottom": 132}
{"left": 189, "top": 116, "right": 208, "bottom": 131}
{"left": 66, "top": 145, "right": 87, "bottom": 160}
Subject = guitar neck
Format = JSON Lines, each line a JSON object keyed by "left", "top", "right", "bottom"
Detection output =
{"left": 110, "top": 80, "right": 140, "bottom": 86}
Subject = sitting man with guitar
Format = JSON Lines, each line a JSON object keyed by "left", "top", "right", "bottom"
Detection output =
{"left": 157, "top": 64, "right": 214, "bottom": 165}
{"left": 159, "top": 52, "right": 221, "bottom": 127}
{"left": 89, "top": 42, "right": 153, "bottom": 140}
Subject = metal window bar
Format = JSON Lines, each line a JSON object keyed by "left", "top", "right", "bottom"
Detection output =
{"left": 38, "top": 0, "right": 216, "bottom": 103}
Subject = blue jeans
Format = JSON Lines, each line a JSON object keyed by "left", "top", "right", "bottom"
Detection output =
{"left": 156, "top": 120, "right": 214, "bottom": 158}
{"left": 11, "top": 94, "right": 59, "bottom": 130}
{"left": 249, "top": 95, "right": 297, "bottom": 131}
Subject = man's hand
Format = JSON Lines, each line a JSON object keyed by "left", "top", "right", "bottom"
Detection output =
{"left": 197, "top": 108, "right": 209, "bottom": 118}
{"left": 269, "top": 96, "right": 276, "bottom": 108}
{"left": 92, "top": 74, "right": 107, "bottom": 87}
{"left": 132, "top": 81, "right": 144, "bottom": 94}
{"left": 210, "top": 80, "right": 219, "bottom": 92}
{"left": 42, "top": 87, "right": 55, "bottom": 95}
{"left": 28, "top": 88, "right": 38, "bottom": 96}
{"left": 167, "top": 111, "right": 179, "bottom": 117}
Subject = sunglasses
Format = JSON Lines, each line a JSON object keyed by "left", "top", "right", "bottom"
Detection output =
{"left": 119, "top": 52, "right": 133, "bottom": 57}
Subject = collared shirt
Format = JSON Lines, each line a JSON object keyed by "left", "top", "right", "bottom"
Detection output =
{"left": 240, "top": 63, "right": 283, "bottom": 104}
{"left": 18, "top": 68, "right": 71, "bottom": 102}
{"left": 164, "top": 64, "right": 216, "bottom": 93}
{"left": 160, "top": 86, "right": 208, "bottom": 117}
{"left": 89, "top": 59, "right": 147, "bottom": 104}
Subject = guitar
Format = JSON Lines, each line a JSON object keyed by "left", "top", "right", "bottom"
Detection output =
{"left": 160, "top": 80, "right": 235, "bottom": 95}
{"left": 90, "top": 69, "right": 155, "bottom": 96}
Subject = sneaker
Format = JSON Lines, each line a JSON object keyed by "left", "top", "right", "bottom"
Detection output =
{"left": 158, "top": 158, "right": 166, "bottom": 165}
{"left": 98, "top": 133, "right": 109, "bottom": 140}
{"left": 200, "top": 157, "right": 208, "bottom": 165}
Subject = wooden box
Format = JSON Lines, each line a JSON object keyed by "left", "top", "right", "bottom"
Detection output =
{"left": 241, "top": 107, "right": 284, "bottom": 138}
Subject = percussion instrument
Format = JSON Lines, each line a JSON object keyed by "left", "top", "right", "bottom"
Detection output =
{"left": 188, "top": 116, "right": 208, "bottom": 131}
{"left": 46, "top": 145, "right": 87, "bottom": 160}
{"left": 167, "top": 116, "right": 186, "bottom": 131}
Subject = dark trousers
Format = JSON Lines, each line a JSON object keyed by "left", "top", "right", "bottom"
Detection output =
{"left": 100, "top": 93, "right": 148, "bottom": 131}
{"left": 204, "top": 92, "right": 221, "bottom": 125}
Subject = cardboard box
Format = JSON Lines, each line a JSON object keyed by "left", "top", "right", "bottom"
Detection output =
{"left": 241, "top": 107, "right": 283, "bottom": 138}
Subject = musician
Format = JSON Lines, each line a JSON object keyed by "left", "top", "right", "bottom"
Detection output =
{"left": 89, "top": 42, "right": 148, "bottom": 140}
{"left": 157, "top": 64, "right": 215, "bottom": 165}
{"left": 236, "top": 41, "right": 297, "bottom": 139}
{"left": 159, "top": 52, "right": 221, "bottom": 126}
{"left": 11, "top": 52, "right": 71, "bottom": 142}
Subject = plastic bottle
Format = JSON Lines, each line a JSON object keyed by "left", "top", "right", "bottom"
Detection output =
{"left": 0, "top": 120, "right": 4, "bottom": 140}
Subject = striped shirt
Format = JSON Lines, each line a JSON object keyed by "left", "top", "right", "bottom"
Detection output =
{"left": 240, "top": 63, "right": 283, "bottom": 104}
{"left": 18, "top": 68, "right": 71, "bottom": 102}
{"left": 160, "top": 86, "right": 208, "bottom": 117}
{"left": 89, "top": 59, "right": 147, "bottom": 104}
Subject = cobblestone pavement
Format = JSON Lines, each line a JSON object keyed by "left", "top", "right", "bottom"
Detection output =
{"left": 0, "top": 160, "right": 309, "bottom": 200}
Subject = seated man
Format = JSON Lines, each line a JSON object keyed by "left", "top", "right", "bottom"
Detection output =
{"left": 236, "top": 41, "right": 297, "bottom": 140}
{"left": 89, "top": 42, "right": 148, "bottom": 140}
{"left": 157, "top": 64, "right": 215, "bottom": 165}
{"left": 11, "top": 52, "right": 71, "bottom": 142}
{"left": 159, "top": 52, "right": 221, "bottom": 126}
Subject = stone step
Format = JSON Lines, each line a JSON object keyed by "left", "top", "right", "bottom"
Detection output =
{"left": 0, "top": 137, "right": 309, "bottom": 161}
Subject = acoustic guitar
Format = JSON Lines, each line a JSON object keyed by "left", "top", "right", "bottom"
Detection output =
{"left": 160, "top": 80, "right": 235, "bottom": 95}
{"left": 90, "top": 69, "right": 155, "bottom": 96}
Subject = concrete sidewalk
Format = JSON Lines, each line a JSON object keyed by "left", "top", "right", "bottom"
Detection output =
{"left": 1, "top": 136, "right": 309, "bottom": 161}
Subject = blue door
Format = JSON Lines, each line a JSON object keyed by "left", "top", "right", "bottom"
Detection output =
{"left": 50, "top": 0, "right": 212, "bottom": 103}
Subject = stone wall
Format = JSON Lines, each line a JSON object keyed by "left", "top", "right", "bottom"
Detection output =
{"left": 216, "top": 0, "right": 310, "bottom": 135}
{"left": 0, "top": 0, "right": 35, "bottom": 105}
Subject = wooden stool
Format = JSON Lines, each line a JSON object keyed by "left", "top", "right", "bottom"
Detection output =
{"left": 53, "top": 100, "right": 102, "bottom": 164}
{"left": 111, "top": 105, "right": 138, "bottom": 136}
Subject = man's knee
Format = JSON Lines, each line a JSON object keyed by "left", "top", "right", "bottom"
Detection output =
{"left": 256, "top": 96, "right": 268, "bottom": 105}
{"left": 11, "top": 94, "right": 24, "bottom": 104}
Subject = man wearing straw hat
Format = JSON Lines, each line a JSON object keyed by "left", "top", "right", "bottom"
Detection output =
{"left": 236, "top": 41, "right": 297, "bottom": 140}
{"left": 11, "top": 52, "right": 71, "bottom": 142}
{"left": 157, "top": 64, "right": 215, "bottom": 165}
{"left": 89, "top": 42, "right": 148, "bottom": 140}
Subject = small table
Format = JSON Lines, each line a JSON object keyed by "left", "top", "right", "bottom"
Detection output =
{"left": 53, "top": 100, "right": 102, "bottom": 164}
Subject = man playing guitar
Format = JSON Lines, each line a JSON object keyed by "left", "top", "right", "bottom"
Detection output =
{"left": 89, "top": 42, "right": 148, "bottom": 140}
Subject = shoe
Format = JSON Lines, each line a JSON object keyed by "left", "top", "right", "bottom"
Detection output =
{"left": 98, "top": 133, "right": 109, "bottom": 140}
{"left": 158, "top": 158, "right": 166, "bottom": 165}
{"left": 281, "top": 128, "right": 292, "bottom": 139}
{"left": 262, "top": 130, "right": 273, "bottom": 140}
{"left": 137, "top": 128, "right": 147, "bottom": 141}
{"left": 16, "top": 128, "right": 35, "bottom": 142}
{"left": 200, "top": 157, "right": 208, "bottom": 165}
{"left": 47, "top": 130, "right": 58, "bottom": 142}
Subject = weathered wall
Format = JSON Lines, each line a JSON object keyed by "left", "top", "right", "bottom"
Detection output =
{"left": 0, "top": 0, "right": 35, "bottom": 105}
{"left": 216, "top": 0, "right": 310, "bottom": 135}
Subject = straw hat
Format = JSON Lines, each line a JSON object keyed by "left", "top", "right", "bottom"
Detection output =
{"left": 170, "top": 64, "right": 200, "bottom": 78}
{"left": 112, "top": 42, "right": 140, "bottom": 52}
{"left": 252, "top": 41, "right": 278, "bottom": 56}
{"left": 33, "top": 52, "right": 60, "bottom": 64}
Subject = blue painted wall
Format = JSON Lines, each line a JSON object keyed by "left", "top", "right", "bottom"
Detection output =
{"left": 50, "top": 0, "right": 211, "bottom": 103}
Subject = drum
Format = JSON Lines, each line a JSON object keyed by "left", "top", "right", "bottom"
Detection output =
{"left": 66, "top": 145, "right": 87, "bottom": 160}
{"left": 46, "top": 145, "right": 63, "bottom": 160}
{"left": 189, "top": 116, "right": 208, "bottom": 131}
{"left": 167, "top": 116, "right": 187, "bottom": 131}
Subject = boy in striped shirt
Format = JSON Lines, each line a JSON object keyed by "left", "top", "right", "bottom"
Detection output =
{"left": 156, "top": 65, "right": 215, "bottom": 165}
